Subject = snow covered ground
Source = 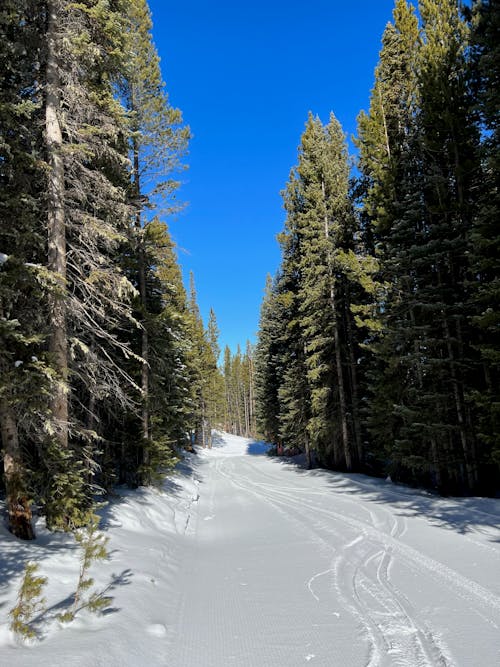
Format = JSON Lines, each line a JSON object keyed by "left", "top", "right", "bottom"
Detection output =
{"left": 1, "top": 432, "right": 500, "bottom": 666}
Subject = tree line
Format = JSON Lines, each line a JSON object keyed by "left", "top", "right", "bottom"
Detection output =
{"left": 254, "top": 0, "right": 499, "bottom": 496}
{"left": 0, "top": 0, "right": 228, "bottom": 539}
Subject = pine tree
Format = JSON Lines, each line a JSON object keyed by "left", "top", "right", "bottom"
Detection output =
{"left": 0, "top": 0, "right": 48, "bottom": 538}
{"left": 356, "top": 0, "right": 426, "bottom": 482}
{"left": 41, "top": 0, "right": 140, "bottom": 526}
{"left": 275, "top": 217, "right": 312, "bottom": 463}
{"left": 278, "top": 113, "right": 377, "bottom": 470}
{"left": 121, "top": 0, "right": 189, "bottom": 453}
{"left": 207, "top": 310, "right": 226, "bottom": 435}
{"left": 357, "top": 0, "right": 485, "bottom": 492}
{"left": 136, "top": 219, "right": 190, "bottom": 481}
{"left": 356, "top": 0, "right": 420, "bottom": 242}
{"left": 1, "top": 0, "right": 197, "bottom": 529}
{"left": 244, "top": 340, "right": 257, "bottom": 436}
{"left": 275, "top": 273, "right": 311, "bottom": 462}
{"left": 9, "top": 562, "right": 47, "bottom": 639}
{"left": 469, "top": 0, "right": 500, "bottom": 486}
{"left": 255, "top": 275, "right": 284, "bottom": 448}
{"left": 58, "top": 515, "right": 110, "bottom": 622}
{"left": 222, "top": 343, "right": 256, "bottom": 438}
{"left": 415, "top": 0, "right": 481, "bottom": 491}
{"left": 185, "top": 275, "right": 223, "bottom": 447}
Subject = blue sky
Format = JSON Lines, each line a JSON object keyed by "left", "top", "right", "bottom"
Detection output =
{"left": 148, "top": 0, "right": 397, "bottom": 354}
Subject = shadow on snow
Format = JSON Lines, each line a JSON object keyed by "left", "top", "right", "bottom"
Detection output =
{"left": 267, "top": 453, "right": 500, "bottom": 543}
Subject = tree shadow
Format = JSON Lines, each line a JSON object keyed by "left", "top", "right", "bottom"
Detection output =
{"left": 265, "top": 454, "right": 500, "bottom": 542}
{"left": 206, "top": 432, "right": 226, "bottom": 449}
{"left": 0, "top": 506, "right": 79, "bottom": 596}
{"left": 98, "top": 452, "right": 201, "bottom": 531}
{"left": 25, "top": 568, "right": 133, "bottom": 638}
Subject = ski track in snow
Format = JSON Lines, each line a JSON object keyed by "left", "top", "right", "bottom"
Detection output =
{"left": 216, "top": 457, "right": 449, "bottom": 666}
{"left": 1, "top": 433, "right": 499, "bottom": 667}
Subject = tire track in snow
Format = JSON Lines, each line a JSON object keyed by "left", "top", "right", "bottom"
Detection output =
{"left": 236, "top": 461, "right": 500, "bottom": 617}
{"left": 247, "top": 460, "right": 500, "bottom": 558}
{"left": 306, "top": 567, "right": 336, "bottom": 603}
{"left": 217, "top": 456, "right": 500, "bottom": 666}
{"left": 216, "top": 459, "right": 430, "bottom": 666}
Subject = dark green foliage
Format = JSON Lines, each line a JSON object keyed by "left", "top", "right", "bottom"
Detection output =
{"left": 355, "top": 0, "right": 499, "bottom": 493}
{"left": 256, "top": 113, "right": 377, "bottom": 470}
{"left": 185, "top": 275, "right": 224, "bottom": 448}
{"left": 1, "top": 0, "right": 200, "bottom": 536}
{"left": 37, "top": 441, "right": 95, "bottom": 531}
{"left": 469, "top": 0, "right": 500, "bottom": 481}
{"left": 222, "top": 342, "right": 256, "bottom": 438}
{"left": 255, "top": 0, "right": 499, "bottom": 495}
{"left": 254, "top": 275, "right": 283, "bottom": 445}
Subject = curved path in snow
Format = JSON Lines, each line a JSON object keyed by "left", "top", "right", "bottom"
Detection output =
{"left": 166, "top": 434, "right": 500, "bottom": 667}
{"left": 1, "top": 433, "right": 499, "bottom": 666}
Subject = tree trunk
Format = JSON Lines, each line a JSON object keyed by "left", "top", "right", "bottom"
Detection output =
{"left": 248, "top": 353, "right": 255, "bottom": 435}
{"left": 345, "top": 283, "right": 363, "bottom": 465}
{"left": 46, "top": 0, "right": 68, "bottom": 448}
{"left": 132, "top": 129, "right": 149, "bottom": 449}
{"left": 305, "top": 432, "right": 312, "bottom": 470}
{"left": 243, "top": 391, "right": 250, "bottom": 437}
{"left": 322, "top": 180, "right": 351, "bottom": 470}
{"left": 235, "top": 385, "right": 243, "bottom": 436}
{"left": 430, "top": 437, "right": 442, "bottom": 491}
{"left": 332, "top": 291, "right": 351, "bottom": 470}
{"left": 0, "top": 396, "right": 35, "bottom": 540}
{"left": 442, "top": 313, "right": 477, "bottom": 491}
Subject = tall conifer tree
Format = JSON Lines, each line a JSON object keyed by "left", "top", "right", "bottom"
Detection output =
{"left": 41, "top": 0, "right": 141, "bottom": 527}
{"left": 122, "top": 0, "right": 189, "bottom": 452}
{"left": 469, "top": 0, "right": 500, "bottom": 483}
{"left": 0, "top": 0, "right": 46, "bottom": 537}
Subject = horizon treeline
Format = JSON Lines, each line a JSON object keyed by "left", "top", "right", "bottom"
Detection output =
{"left": 254, "top": 0, "right": 499, "bottom": 496}
{"left": 0, "top": 0, "right": 227, "bottom": 539}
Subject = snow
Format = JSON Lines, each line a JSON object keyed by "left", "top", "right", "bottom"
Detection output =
{"left": 1, "top": 432, "right": 500, "bottom": 666}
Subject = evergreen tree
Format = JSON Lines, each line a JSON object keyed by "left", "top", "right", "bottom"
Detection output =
{"left": 274, "top": 206, "right": 312, "bottom": 463}
{"left": 254, "top": 276, "right": 283, "bottom": 447}
{"left": 277, "top": 113, "right": 377, "bottom": 470}
{"left": 275, "top": 273, "right": 311, "bottom": 462}
{"left": 469, "top": 0, "right": 500, "bottom": 485}
{"left": 121, "top": 0, "right": 189, "bottom": 454}
{"left": 206, "top": 309, "right": 225, "bottom": 432}
{"left": 41, "top": 0, "right": 142, "bottom": 527}
{"left": 1, "top": 0, "right": 197, "bottom": 531}
{"left": 186, "top": 275, "right": 223, "bottom": 447}
{"left": 0, "top": 0, "right": 46, "bottom": 538}
{"left": 357, "top": 0, "right": 487, "bottom": 493}
{"left": 134, "top": 219, "right": 191, "bottom": 482}
{"left": 356, "top": 0, "right": 426, "bottom": 481}
{"left": 414, "top": 0, "right": 480, "bottom": 491}
{"left": 222, "top": 343, "right": 256, "bottom": 438}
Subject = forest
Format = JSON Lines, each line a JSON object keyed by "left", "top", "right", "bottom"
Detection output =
{"left": 254, "top": 0, "right": 499, "bottom": 497}
{"left": 0, "top": 0, "right": 498, "bottom": 549}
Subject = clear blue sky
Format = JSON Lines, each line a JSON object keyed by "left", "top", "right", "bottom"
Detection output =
{"left": 148, "top": 0, "right": 397, "bottom": 354}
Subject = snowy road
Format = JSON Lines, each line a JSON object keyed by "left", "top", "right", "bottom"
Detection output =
{"left": 165, "top": 434, "right": 500, "bottom": 667}
{"left": 1, "top": 433, "right": 500, "bottom": 666}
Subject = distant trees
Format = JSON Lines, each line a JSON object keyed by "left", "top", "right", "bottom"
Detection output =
{"left": 255, "top": 0, "right": 499, "bottom": 495}
{"left": 223, "top": 342, "right": 256, "bottom": 438}
{"left": 187, "top": 279, "right": 225, "bottom": 448}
